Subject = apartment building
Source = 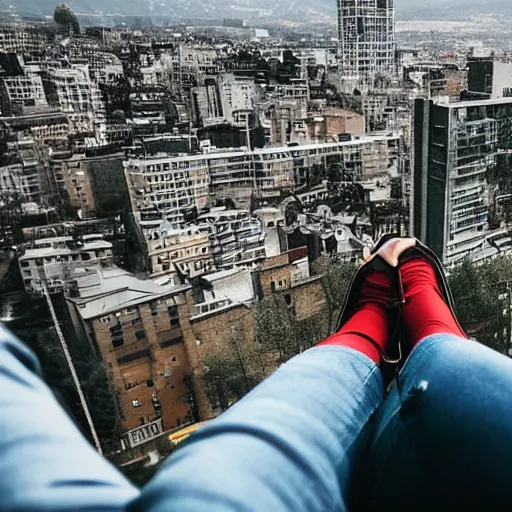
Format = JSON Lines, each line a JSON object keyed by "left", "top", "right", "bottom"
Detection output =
{"left": 0, "top": 75, "right": 48, "bottom": 116}
{"left": 124, "top": 135, "right": 402, "bottom": 218}
{"left": 0, "top": 109, "right": 70, "bottom": 145}
{"left": 141, "top": 219, "right": 214, "bottom": 278}
{"left": 0, "top": 25, "right": 48, "bottom": 56}
{"left": 413, "top": 97, "right": 512, "bottom": 266}
{"left": 18, "top": 234, "right": 113, "bottom": 293}
{"left": 337, "top": 0, "right": 396, "bottom": 81}
{"left": 42, "top": 66, "right": 104, "bottom": 132}
{"left": 196, "top": 208, "right": 266, "bottom": 269}
{"left": 50, "top": 151, "right": 127, "bottom": 219}
{"left": 0, "top": 135, "right": 48, "bottom": 204}
{"left": 67, "top": 267, "right": 194, "bottom": 449}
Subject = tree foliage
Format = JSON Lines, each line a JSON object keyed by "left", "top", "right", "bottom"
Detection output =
{"left": 449, "top": 256, "right": 512, "bottom": 355}
{"left": 314, "top": 256, "right": 357, "bottom": 336}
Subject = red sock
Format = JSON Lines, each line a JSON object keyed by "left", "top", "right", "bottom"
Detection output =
{"left": 317, "top": 271, "right": 390, "bottom": 364}
{"left": 401, "top": 259, "right": 466, "bottom": 347}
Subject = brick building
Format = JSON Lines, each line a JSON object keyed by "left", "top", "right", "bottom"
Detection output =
{"left": 50, "top": 151, "right": 128, "bottom": 218}
{"left": 64, "top": 246, "right": 329, "bottom": 452}
{"left": 67, "top": 267, "right": 195, "bottom": 449}
{"left": 258, "top": 247, "right": 326, "bottom": 321}
{"left": 307, "top": 108, "right": 365, "bottom": 143}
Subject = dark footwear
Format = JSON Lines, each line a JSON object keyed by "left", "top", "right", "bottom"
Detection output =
{"left": 335, "top": 234, "right": 417, "bottom": 367}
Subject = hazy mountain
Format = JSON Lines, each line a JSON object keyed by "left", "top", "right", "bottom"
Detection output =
{"left": 2, "top": 0, "right": 512, "bottom": 22}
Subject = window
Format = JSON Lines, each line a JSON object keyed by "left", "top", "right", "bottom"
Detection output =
{"left": 169, "top": 383, "right": 175, "bottom": 390}
{"left": 112, "top": 337, "right": 124, "bottom": 348}
{"left": 139, "top": 417, "right": 145, "bottom": 425}
{"left": 168, "top": 305, "right": 180, "bottom": 327}
{"left": 147, "top": 379, "right": 154, "bottom": 387}
{"left": 171, "top": 356, "right": 177, "bottom": 362}
{"left": 271, "top": 281, "right": 276, "bottom": 292}
{"left": 20, "top": 261, "right": 30, "bottom": 268}
{"left": 131, "top": 317, "right": 141, "bottom": 326}
{"left": 150, "top": 301, "right": 158, "bottom": 316}
{"left": 116, "top": 348, "right": 150, "bottom": 365}
{"left": 159, "top": 336, "right": 184, "bottom": 348}
{"left": 135, "top": 330, "right": 146, "bottom": 341}
{"left": 132, "top": 399, "right": 141, "bottom": 408}
{"left": 284, "top": 294, "right": 292, "bottom": 306}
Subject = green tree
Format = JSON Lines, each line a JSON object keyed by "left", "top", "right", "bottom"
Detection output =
{"left": 313, "top": 256, "right": 356, "bottom": 336}
{"left": 449, "top": 256, "right": 512, "bottom": 355}
{"left": 200, "top": 325, "right": 270, "bottom": 412}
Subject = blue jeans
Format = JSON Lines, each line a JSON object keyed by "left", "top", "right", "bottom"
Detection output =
{"left": 1, "top": 325, "right": 512, "bottom": 511}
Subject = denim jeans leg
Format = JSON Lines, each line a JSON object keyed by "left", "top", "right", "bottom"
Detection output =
{"left": 133, "top": 346, "right": 383, "bottom": 512}
{"left": 0, "top": 326, "right": 139, "bottom": 511}
{"left": 363, "top": 334, "right": 512, "bottom": 509}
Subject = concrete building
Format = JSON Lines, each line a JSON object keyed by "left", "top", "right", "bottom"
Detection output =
{"left": 141, "top": 220, "right": 214, "bottom": 279}
{"left": 468, "top": 58, "right": 512, "bottom": 99}
{"left": 196, "top": 208, "right": 266, "bottom": 269}
{"left": 0, "top": 135, "right": 48, "bottom": 204}
{"left": 50, "top": 151, "right": 127, "bottom": 219}
{"left": 0, "top": 75, "right": 48, "bottom": 116}
{"left": 267, "top": 80, "right": 310, "bottom": 145}
{"left": 337, "top": 0, "right": 396, "bottom": 81}
{"left": 124, "top": 135, "right": 402, "bottom": 216}
{"left": 42, "top": 66, "right": 104, "bottom": 133}
{"left": 193, "top": 73, "right": 255, "bottom": 129}
{"left": 18, "top": 234, "right": 113, "bottom": 293}
{"left": 413, "top": 97, "right": 512, "bottom": 266}
{"left": 307, "top": 108, "right": 365, "bottom": 142}
{"left": 66, "top": 267, "right": 194, "bottom": 449}
{"left": 0, "top": 25, "right": 48, "bottom": 56}
{"left": 0, "top": 108, "right": 70, "bottom": 145}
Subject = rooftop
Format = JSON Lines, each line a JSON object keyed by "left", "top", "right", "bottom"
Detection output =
{"left": 125, "top": 134, "right": 401, "bottom": 165}
{"left": 71, "top": 266, "right": 190, "bottom": 320}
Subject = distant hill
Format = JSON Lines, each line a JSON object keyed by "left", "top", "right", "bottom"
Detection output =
{"left": 1, "top": 0, "right": 512, "bottom": 23}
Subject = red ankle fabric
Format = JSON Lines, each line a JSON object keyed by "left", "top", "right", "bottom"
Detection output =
{"left": 401, "top": 259, "right": 467, "bottom": 347}
{"left": 317, "top": 271, "right": 390, "bottom": 364}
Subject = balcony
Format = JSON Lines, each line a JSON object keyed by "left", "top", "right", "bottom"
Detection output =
{"left": 190, "top": 298, "right": 233, "bottom": 319}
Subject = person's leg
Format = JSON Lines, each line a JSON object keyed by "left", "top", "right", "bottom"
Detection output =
{"left": 400, "top": 259, "right": 467, "bottom": 343}
{"left": 364, "top": 335, "right": 512, "bottom": 509}
{"left": 317, "top": 270, "right": 391, "bottom": 363}
{"left": 131, "top": 272, "right": 392, "bottom": 512}
{"left": 132, "top": 347, "right": 383, "bottom": 512}
{"left": 358, "top": 257, "right": 510, "bottom": 508}
{"left": 0, "top": 326, "right": 139, "bottom": 511}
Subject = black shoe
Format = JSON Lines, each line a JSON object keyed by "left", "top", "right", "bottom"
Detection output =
{"left": 335, "top": 234, "right": 416, "bottom": 367}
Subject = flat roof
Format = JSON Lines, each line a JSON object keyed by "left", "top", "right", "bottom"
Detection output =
{"left": 125, "top": 134, "right": 400, "bottom": 165}
{"left": 446, "top": 97, "right": 512, "bottom": 109}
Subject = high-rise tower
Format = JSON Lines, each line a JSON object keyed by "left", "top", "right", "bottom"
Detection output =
{"left": 337, "top": 0, "right": 396, "bottom": 80}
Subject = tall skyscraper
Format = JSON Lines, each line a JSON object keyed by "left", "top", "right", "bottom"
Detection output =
{"left": 413, "top": 97, "right": 512, "bottom": 266}
{"left": 337, "top": 0, "right": 396, "bottom": 80}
